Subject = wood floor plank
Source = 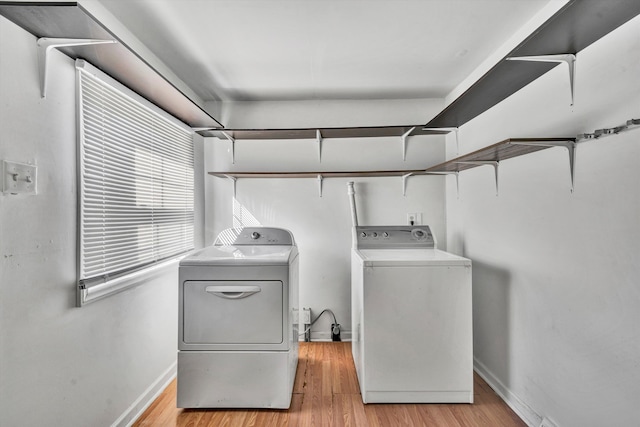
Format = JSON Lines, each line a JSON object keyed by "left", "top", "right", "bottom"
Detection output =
{"left": 293, "top": 343, "right": 309, "bottom": 393}
{"left": 174, "top": 409, "right": 205, "bottom": 427}
{"left": 346, "top": 393, "right": 369, "bottom": 426}
{"left": 133, "top": 343, "right": 526, "bottom": 427}
{"left": 331, "top": 343, "right": 359, "bottom": 395}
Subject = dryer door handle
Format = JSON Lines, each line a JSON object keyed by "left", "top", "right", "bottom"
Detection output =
{"left": 205, "top": 285, "right": 262, "bottom": 299}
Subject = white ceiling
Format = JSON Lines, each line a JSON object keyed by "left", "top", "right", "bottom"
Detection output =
{"left": 98, "top": 0, "right": 550, "bottom": 103}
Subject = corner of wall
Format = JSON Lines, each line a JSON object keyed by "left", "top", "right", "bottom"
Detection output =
{"left": 112, "top": 363, "right": 177, "bottom": 427}
{"left": 474, "top": 359, "right": 540, "bottom": 427}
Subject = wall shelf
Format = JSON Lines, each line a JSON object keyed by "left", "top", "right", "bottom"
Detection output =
{"left": 425, "top": 137, "right": 577, "bottom": 194}
{"left": 0, "top": 1, "right": 222, "bottom": 128}
{"left": 198, "top": 125, "right": 452, "bottom": 163}
{"left": 197, "top": 125, "right": 449, "bottom": 140}
{"left": 209, "top": 169, "right": 446, "bottom": 197}
{"left": 424, "top": 138, "right": 575, "bottom": 173}
{"left": 209, "top": 170, "right": 434, "bottom": 179}
{"left": 423, "top": 118, "right": 639, "bottom": 193}
{"left": 423, "top": 0, "right": 640, "bottom": 129}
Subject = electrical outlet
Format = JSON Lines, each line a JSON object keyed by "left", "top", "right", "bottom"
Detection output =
{"left": 539, "top": 417, "right": 558, "bottom": 427}
{"left": 301, "top": 307, "right": 311, "bottom": 325}
{"left": 331, "top": 323, "right": 341, "bottom": 341}
{"left": 407, "top": 212, "right": 422, "bottom": 225}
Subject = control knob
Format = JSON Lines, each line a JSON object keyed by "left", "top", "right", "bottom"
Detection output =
{"left": 411, "top": 229, "right": 426, "bottom": 240}
{"left": 251, "top": 231, "right": 261, "bottom": 240}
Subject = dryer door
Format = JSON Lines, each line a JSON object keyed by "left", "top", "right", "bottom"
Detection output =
{"left": 183, "top": 280, "right": 283, "bottom": 346}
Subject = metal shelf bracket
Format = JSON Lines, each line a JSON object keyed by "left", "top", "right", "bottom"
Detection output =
{"left": 511, "top": 140, "right": 577, "bottom": 192}
{"left": 38, "top": 37, "right": 116, "bottom": 98}
{"left": 317, "top": 174, "right": 324, "bottom": 197}
{"left": 316, "top": 130, "right": 323, "bottom": 162}
{"left": 221, "top": 131, "right": 236, "bottom": 164}
{"left": 401, "top": 127, "right": 416, "bottom": 161}
{"left": 422, "top": 127, "right": 459, "bottom": 153}
{"left": 224, "top": 175, "right": 237, "bottom": 197}
{"left": 506, "top": 53, "right": 576, "bottom": 105}
{"left": 402, "top": 172, "right": 414, "bottom": 196}
{"left": 456, "top": 161, "right": 500, "bottom": 196}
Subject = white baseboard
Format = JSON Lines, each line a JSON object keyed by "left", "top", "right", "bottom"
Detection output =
{"left": 112, "top": 361, "right": 177, "bottom": 427}
{"left": 474, "top": 357, "right": 541, "bottom": 427}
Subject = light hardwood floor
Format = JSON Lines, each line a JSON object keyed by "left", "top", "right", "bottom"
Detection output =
{"left": 133, "top": 342, "right": 525, "bottom": 426}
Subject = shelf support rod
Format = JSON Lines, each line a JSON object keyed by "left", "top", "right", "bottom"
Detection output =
{"left": 221, "top": 131, "right": 236, "bottom": 164}
{"left": 317, "top": 174, "right": 323, "bottom": 197}
{"left": 506, "top": 54, "right": 576, "bottom": 106}
{"left": 510, "top": 140, "right": 577, "bottom": 192}
{"left": 425, "top": 171, "right": 460, "bottom": 197}
{"left": 316, "top": 130, "right": 323, "bottom": 162}
{"left": 422, "top": 127, "right": 459, "bottom": 154}
{"left": 456, "top": 161, "right": 500, "bottom": 196}
{"left": 577, "top": 118, "right": 640, "bottom": 141}
{"left": 401, "top": 127, "right": 416, "bottom": 161}
{"left": 402, "top": 173, "right": 414, "bottom": 196}
{"left": 224, "top": 175, "right": 237, "bottom": 198}
{"left": 38, "top": 37, "right": 116, "bottom": 98}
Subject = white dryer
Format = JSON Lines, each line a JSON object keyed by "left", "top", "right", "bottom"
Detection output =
{"left": 351, "top": 225, "right": 473, "bottom": 404}
{"left": 177, "top": 227, "right": 299, "bottom": 408}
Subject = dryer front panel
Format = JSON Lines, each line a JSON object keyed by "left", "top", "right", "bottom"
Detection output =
{"left": 183, "top": 280, "right": 283, "bottom": 347}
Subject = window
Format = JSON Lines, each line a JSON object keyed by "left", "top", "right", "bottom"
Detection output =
{"left": 76, "top": 60, "right": 194, "bottom": 305}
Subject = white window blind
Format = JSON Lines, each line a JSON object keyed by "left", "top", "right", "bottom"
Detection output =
{"left": 76, "top": 60, "right": 194, "bottom": 305}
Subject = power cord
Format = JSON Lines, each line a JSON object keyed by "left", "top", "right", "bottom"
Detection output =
{"left": 299, "top": 308, "right": 341, "bottom": 341}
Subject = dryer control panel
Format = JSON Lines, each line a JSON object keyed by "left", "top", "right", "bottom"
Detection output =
{"left": 214, "top": 227, "right": 295, "bottom": 246}
{"left": 356, "top": 225, "right": 436, "bottom": 249}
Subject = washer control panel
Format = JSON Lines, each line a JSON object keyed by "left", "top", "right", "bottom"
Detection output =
{"left": 214, "top": 227, "right": 295, "bottom": 246}
{"left": 356, "top": 225, "right": 436, "bottom": 249}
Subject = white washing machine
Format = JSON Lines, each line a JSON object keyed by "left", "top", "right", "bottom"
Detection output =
{"left": 177, "top": 227, "right": 299, "bottom": 408}
{"left": 351, "top": 225, "right": 473, "bottom": 404}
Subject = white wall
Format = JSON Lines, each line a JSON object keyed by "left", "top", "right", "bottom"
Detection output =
{"left": 0, "top": 17, "right": 201, "bottom": 427}
{"left": 446, "top": 15, "right": 640, "bottom": 427}
{"left": 204, "top": 98, "right": 446, "bottom": 339}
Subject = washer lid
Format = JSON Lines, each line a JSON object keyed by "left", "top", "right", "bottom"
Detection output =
{"left": 180, "top": 245, "right": 296, "bottom": 266}
{"left": 355, "top": 248, "right": 470, "bottom": 267}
